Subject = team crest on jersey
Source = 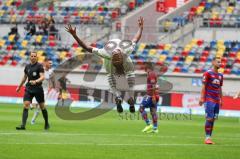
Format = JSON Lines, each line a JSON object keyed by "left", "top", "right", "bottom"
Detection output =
{"left": 150, "top": 79, "right": 156, "bottom": 83}
{"left": 212, "top": 79, "right": 220, "bottom": 85}
{"left": 219, "top": 75, "right": 222, "bottom": 80}
{"left": 33, "top": 72, "right": 37, "bottom": 76}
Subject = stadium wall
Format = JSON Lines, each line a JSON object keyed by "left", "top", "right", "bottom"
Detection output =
{"left": 0, "top": 85, "right": 239, "bottom": 117}
{"left": 0, "top": 67, "right": 240, "bottom": 117}
{"left": 0, "top": 67, "right": 239, "bottom": 94}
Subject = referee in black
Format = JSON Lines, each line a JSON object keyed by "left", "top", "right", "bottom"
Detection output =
{"left": 16, "top": 51, "right": 50, "bottom": 130}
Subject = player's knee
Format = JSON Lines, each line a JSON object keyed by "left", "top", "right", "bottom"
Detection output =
{"left": 206, "top": 118, "right": 214, "bottom": 122}
{"left": 150, "top": 111, "right": 157, "bottom": 117}
{"left": 24, "top": 101, "right": 31, "bottom": 109}
{"left": 150, "top": 108, "right": 156, "bottom": 114}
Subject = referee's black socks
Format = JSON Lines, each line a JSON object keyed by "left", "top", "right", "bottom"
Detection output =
{"left": 22, "top": 108, "right": 29, "bottom": 127}
{"left": 42, "top": 109, "right": 49, "bottom": 125}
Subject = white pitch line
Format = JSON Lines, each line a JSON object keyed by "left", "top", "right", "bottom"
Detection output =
{"left": 0, "top": 132, "right": 240, "bottom": 140}
{"left": 1, "top": 143, "right": 240, "bottom": 147}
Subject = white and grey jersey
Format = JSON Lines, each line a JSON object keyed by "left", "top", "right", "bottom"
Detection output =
{"left": 92, "top": 39, "right": 136, "bottom": 97}
{"left": 42, "top": 68, "right": 54, "bottom": 93}
{"left": 92, "top": 38, "right": 136, "bottom": 75}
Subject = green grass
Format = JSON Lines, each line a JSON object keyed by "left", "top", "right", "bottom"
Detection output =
{"left": 0, "top": 103, "right": 240, "bottom": 159}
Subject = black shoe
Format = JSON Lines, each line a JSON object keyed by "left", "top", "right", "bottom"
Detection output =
{"left": 128, "top": 97, "right": 135, "bottom": 113}
{"left": 115, "top": 97, "right": 123, "bottom": 113}
{"left": 44, "top": 123, "right": 50, "bottom": 130}
{"left": 16, "top": 125, "right": 26, "bottom": 130}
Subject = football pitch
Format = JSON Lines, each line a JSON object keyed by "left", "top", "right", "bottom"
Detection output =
{"left": 0, "top": 103, "right": 240, "bottom": 159}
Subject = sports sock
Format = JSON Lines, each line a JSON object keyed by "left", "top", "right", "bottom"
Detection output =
{"left": 42, "top": 109, "right": 49, "bottom": 125}
{"left": 22, "top": 108, "right": 29, "bottom": 127}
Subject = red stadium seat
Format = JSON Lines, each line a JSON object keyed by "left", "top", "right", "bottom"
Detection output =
{"left": 49, "top": 35, "right": 55, "bottom": 41}
{"left": 200, "top": 56, "right": 207, "bottom": 62}
{"left": 49, "top": 41, "right": 56, "bottom": 47}
{"left": 173, "top": 67, "right": 181, "bottom": 73}
{"left": 66, "top": 52, "right": 72, "bottom": 58}
{"left": 229, "top": 52, "right": 236, "bottom": 58}
{"left": 210, "top": 18, "right": 215, "bottom": 27}
{"left": 72, "top": 10, "right": 78, "bottom": 16}
{"left": 72, "top": 42, "right": 79, "bottom": 48}
{"left": 181, "top": 51, "right": 189, "bottom": 56}
{"left": 3, "top": 55, "right": 11, "bottom": 61}
{"left": 0, "top": 61, "right": 4, "bottom": 65}
{"left": 11, "top": 60, "right": 18, "bottom": 66}
{"left": 215, "top": 18, "right": 222, "bottom": 27}
{"left": 221, "top": 57, "right": 227, "bottom": 63}
{"left": 48, "top": 5, "right": 54, "bottom": 11}
{"left": 156, "top": 61, "right": 164, "bottom": 66}
{"left": 98, "top": 6, "right": 104, "bottom": 12}
{"left": 224, "top": 68, "right": 231, "bottom": 74}
{"left": 136, "top": 59, "right": 144, "bottom": 65}
{"left": 64, "top": 16, "right": 70, "bottom": 24}
{"left": 81, "top": 64, "right": 89, "bottom": 70}
{"left": 202, "top": 50, "right": 209, "bottom": 57}
{"left": 32, "top": 4, "right": 38, "bottom": 11}
{"left": 6, "top": 45, "right": 13, "bottom": 51}
{"left": 197, "top": 39, "right": 204, "bottom": 46}
{"left": 111, "top": 11, "right": 118, "bottom": 19}
{"left": 194, "top": 68, "right": 202, "bottom": 73}
{"left": 16, "top": 0, "right": 22, "bottom": 7}
{"left": 90, "top": 43, "right": 97, "bottom": 47}
{"left": 221, "top": 62, "right": 226, "bottom": 68}
{"left": 19, "top": 10, "right": 25, "bottom": 16}
{"left": 0, "top": 60, "right": 7, "bottom": 65}
{"left": 235, "top": 58, "right": 240, "bottom": 63}
{"left": 172, "top": 55, "right": 180, "bottom": 61}
{"left": 190, "top": 7, "right": 197, "bottom": 13}
{"left": 157, "top": 44, "right": 164, "bottom": 50}
{"left": 188, "top": 11, "right": 195, "bottom": 21}
{"left": 129, "top": 2, "right": 135, "bottom": 10}
{"left": 199, "top": 1, "right": 206, "bottom": 7}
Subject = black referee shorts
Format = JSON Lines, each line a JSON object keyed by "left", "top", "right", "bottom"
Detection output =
{"left": 23, "top": 86, "right": 45, "bottom": 103}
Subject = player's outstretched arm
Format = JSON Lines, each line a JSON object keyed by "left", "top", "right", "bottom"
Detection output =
{"left": 65, "top": 24, "right": 93, "bottom": 53}
{"left": 132, "top": 16, "right": 144, "bottom": 44}
{"left": 199, "top": 84, "right": 206, "bottom": 106}
{"left": 16, "top": 74, "right": 27, "bottom": 92}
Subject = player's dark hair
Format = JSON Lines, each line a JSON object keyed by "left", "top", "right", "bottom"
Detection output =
{"left": 30, "top": 51, "right": 37, "bottom": 56}
{"left": 145, "top": 61, "right": 154, "bottom": 70}
{"left": 44, "top": 57, "right": 49, "bottom": 62}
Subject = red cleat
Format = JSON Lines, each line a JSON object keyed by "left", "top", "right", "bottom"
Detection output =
{"left": 204, "top": 138, "right": 215, "bottom": 145}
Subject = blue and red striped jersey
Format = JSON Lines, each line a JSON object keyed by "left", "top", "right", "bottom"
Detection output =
{"left": 147, "top": 71, "right": 159, "bottom": 100}
{"left": 202, "top": 69, "right": 223, "bottom": 104}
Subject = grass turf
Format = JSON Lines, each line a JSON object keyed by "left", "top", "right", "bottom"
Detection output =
{"left": 0, "top": 103, "right": 239, "bottom": 159}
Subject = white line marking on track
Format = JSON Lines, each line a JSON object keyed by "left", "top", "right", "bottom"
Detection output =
{"left": 0, "top": 132, "right": 240, "bottom": 140}
{"left": 1, "top": 143, "right": 240, "bottom": 147}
